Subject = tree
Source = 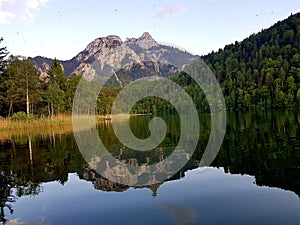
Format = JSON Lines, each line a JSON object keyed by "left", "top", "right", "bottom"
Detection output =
{"left": 0, "top": 37, "right": 8, "bottom": 74}
{"left": 45, "top": 60, "right": 67, "bottom": 116}
{"left": 6, "top": 56, "right": 41, "bottom": 116}
{"left": 47, "top": 59, "right": 66, "bottom": 91}
{"left": 46, "top": 83, "right": 65, "bottom": 116}
{"left": 286, "top": 76, "right": 297, "bottom": 102}
{"left": 0, "top": 173, "right": 16, "bottom": 224}
{"left": 65, "top": 74, "right": 82, "bottom": 112}
{"left": 0, "top": 37, "right": 8, "bottom": 115}
{"left": 283, "top": 30, "right": 294, "bottom": 44}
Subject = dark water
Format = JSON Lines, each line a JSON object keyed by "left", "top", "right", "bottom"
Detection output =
{"left": 1, "top": 111, "right": 300, "bottom": 225}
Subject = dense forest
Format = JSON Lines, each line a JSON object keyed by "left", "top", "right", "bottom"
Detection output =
{"left": 203, "top": 12, "right": 300, "bottom": 110}
{"left": 0, "top": 13, "right": 299, "bottom": 117}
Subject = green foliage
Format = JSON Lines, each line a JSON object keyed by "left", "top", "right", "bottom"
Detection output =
{"left": 47, "top": 59, "right": 67, "bottom": 90}
{"left": 4, "top": 56, "right": 41, "bottom": 116}
{"left": 47, "top": 83, "right": 65, "bottom": 115}
{"left": 0, "top": 37, "right": 8, "bottom": 114}
{"left": 45, "top": 59, "right": 67, "bottom": 116}
{"left": 11, "top": 111, "right": 27, "bottom": 121}
{"left": 198, "top": 13, "right": 300, "bottom": 110}
{"left": 97, "top": 88, "right": 119, "bottom": 115}
{"left": 65, "top": 74, "right": 81, "bottom": 112}
{"left": 0, "top": 37, "right": 7, "bottom": 73}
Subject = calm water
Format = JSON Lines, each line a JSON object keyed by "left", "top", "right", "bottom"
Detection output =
{"left": 1, "top": 111, "right": 300, "bottom": 225}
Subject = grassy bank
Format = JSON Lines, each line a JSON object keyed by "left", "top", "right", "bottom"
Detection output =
{"left": 0, "top": 114, "right": 145, "bottom": 141}
{"left": 0, "top": 114, "right": 115, "bottom": 131}
{"left": 0, "top": 115, "right": 74, "bottom": 131}
{"left": 0, "top": 114, "right": 112, "bottom": 141}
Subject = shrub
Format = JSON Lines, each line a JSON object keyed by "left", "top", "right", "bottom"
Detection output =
{"left": 11, "top": 111, "right": 27, "bottom": 121}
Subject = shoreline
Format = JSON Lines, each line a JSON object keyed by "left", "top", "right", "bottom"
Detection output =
{"left": 0, "top": 113, "right": 150, "bottom": 140}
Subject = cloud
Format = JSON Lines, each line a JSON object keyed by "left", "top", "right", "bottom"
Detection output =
{"left": 0, "top": 0, "right": 48, "bottom": 24}
{"left": 154, "top": 3, "right": 187, "bottom": 19}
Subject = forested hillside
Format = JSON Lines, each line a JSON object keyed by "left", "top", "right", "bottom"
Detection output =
{"left": 201, "top": 12, "right": 300, "bottom": 110}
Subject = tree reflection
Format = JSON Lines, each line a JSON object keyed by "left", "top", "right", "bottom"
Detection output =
{"left": 0, "top": 172, "right": 15, "bottom": 224}
{"left": 0, "top": 110, "right": 300, "bottom": 223}
{"left": 210, "top": 110, "right": 300, "bottom": 197}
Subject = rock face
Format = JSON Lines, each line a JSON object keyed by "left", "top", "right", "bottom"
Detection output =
{"left": 30, "top": 32, "right": 199, "bottom": 86}
{"left": 126, "top": 32, "right": 159, "bottom": 49}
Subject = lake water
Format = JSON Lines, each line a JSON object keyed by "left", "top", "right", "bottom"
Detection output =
{"left": 1, "top": 111, "right": 300, "bottom": 225}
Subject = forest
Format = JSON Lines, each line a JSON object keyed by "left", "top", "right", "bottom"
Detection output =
{"left": 0, "top": 13, "right": 299, "bottom": 117}
{"left": 202, "top": 12, "right": 300, "bottom": 110}
{"left": 134, "top": 13, "right": 300, "bottom": 112}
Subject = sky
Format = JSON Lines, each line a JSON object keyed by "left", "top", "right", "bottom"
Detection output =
{"left": 0, "top": 0, "right": 299, "bottom": 60}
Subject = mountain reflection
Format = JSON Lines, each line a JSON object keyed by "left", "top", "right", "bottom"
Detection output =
{"left": 0, "top": 110, "right": 300, "bottom": 223}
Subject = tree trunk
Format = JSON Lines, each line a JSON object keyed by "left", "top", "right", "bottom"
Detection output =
{"left": 8, "top": 100, "right": 13, "bottom": 116}
{"left": 48, "top": 102, "right": 51, "bottom": 117}
{"left": 26, "top": 80, "right": 30, "bottom": 116}
{"left": 51, "top": 103, "right": 54, "bottom": 117}
{"left": 28, "top": 136, "right": 33, "bottom": 176}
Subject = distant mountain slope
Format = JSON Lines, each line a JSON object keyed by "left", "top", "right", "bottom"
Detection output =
{"left": 30, "top": 32, "right": 199, "bottom": 86}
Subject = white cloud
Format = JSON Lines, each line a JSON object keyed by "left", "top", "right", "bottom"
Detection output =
{"left": 0, "top": 0, "right": 48, "bottom": 24}
{"left": 154, "top": 3, "right": 187, "bottom": 19}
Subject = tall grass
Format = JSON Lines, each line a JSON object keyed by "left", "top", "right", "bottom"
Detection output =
{"left": 0, "top": 114, "right": 105, "bottom": 141}
{"left": 0, "top": 114, "right": 74, "bottom": 131}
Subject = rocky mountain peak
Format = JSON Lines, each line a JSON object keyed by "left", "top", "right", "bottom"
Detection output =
{"left": 84, "top": 35, "right": 122, "bottom": 53}
{"left": 104, "top": 35, "right": 123, "bottom": 47}
{"left": 137, "top": 32, "right": 158, "bottom": 49}
{"left": 125, "top": 32, "right": 158, "bottom": 49}
{"left": 139, "top": 32, "right": 154, "bottom": 41}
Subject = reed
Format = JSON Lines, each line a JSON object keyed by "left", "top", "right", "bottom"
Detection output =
{"left": 0, "top": 114, "right": 74, "bottom": 131}
{"left": 0, "top": 114, "right": 108, "bottom": 141}
{"left": 0, "top": 114, "right": 136, "bottom": 141}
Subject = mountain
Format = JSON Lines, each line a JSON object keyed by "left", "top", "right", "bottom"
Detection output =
{"left": 21, "top": 13, "right": 300, "bottom": 114}
{"left": 30, "top": 32, "right": 199, "bottom": 86}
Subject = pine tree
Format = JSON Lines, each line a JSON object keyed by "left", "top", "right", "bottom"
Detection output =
{"left": 0, "top": 37, "right": 8, "bottom": 74}
{"left": 45, "top": 60, "right": 67, "bottom": 116}
{"left": 0, "top": 37, "right": 9, "bottom": 115}
{"left": 0, "top": 38, "right": 8, "bottom": 116}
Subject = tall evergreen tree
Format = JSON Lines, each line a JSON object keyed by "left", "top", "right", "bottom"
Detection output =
{"left": 47, "top": 59, "right": 66, "bottom": 90}
{"left": 0, "top": 37, "right": 8, "bottom": 115}
{"left": 0, "top": 37, "right": 8, "bottom": 74}
{"left": 45, "top": 60, "right": 66, "bottom": 116}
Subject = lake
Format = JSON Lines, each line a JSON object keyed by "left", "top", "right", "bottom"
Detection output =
{"left": 1, "top": 110, "right": 300, "bottom": 225}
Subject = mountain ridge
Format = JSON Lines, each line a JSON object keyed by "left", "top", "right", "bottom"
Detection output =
{"left": 30, "top": 32, "right": 199, "bottom": 84}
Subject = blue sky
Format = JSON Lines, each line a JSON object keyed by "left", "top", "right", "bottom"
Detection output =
{"left": 0, "top": 0, "right": 299, "bottom": 60}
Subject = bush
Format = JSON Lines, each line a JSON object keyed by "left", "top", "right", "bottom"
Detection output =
{"left": 11, "top": 111, "right": 27, "bottom": 121}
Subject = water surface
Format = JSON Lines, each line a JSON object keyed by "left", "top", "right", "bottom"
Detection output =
{"left": 1, "top": 111, "right": 300, "bottom": 225}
